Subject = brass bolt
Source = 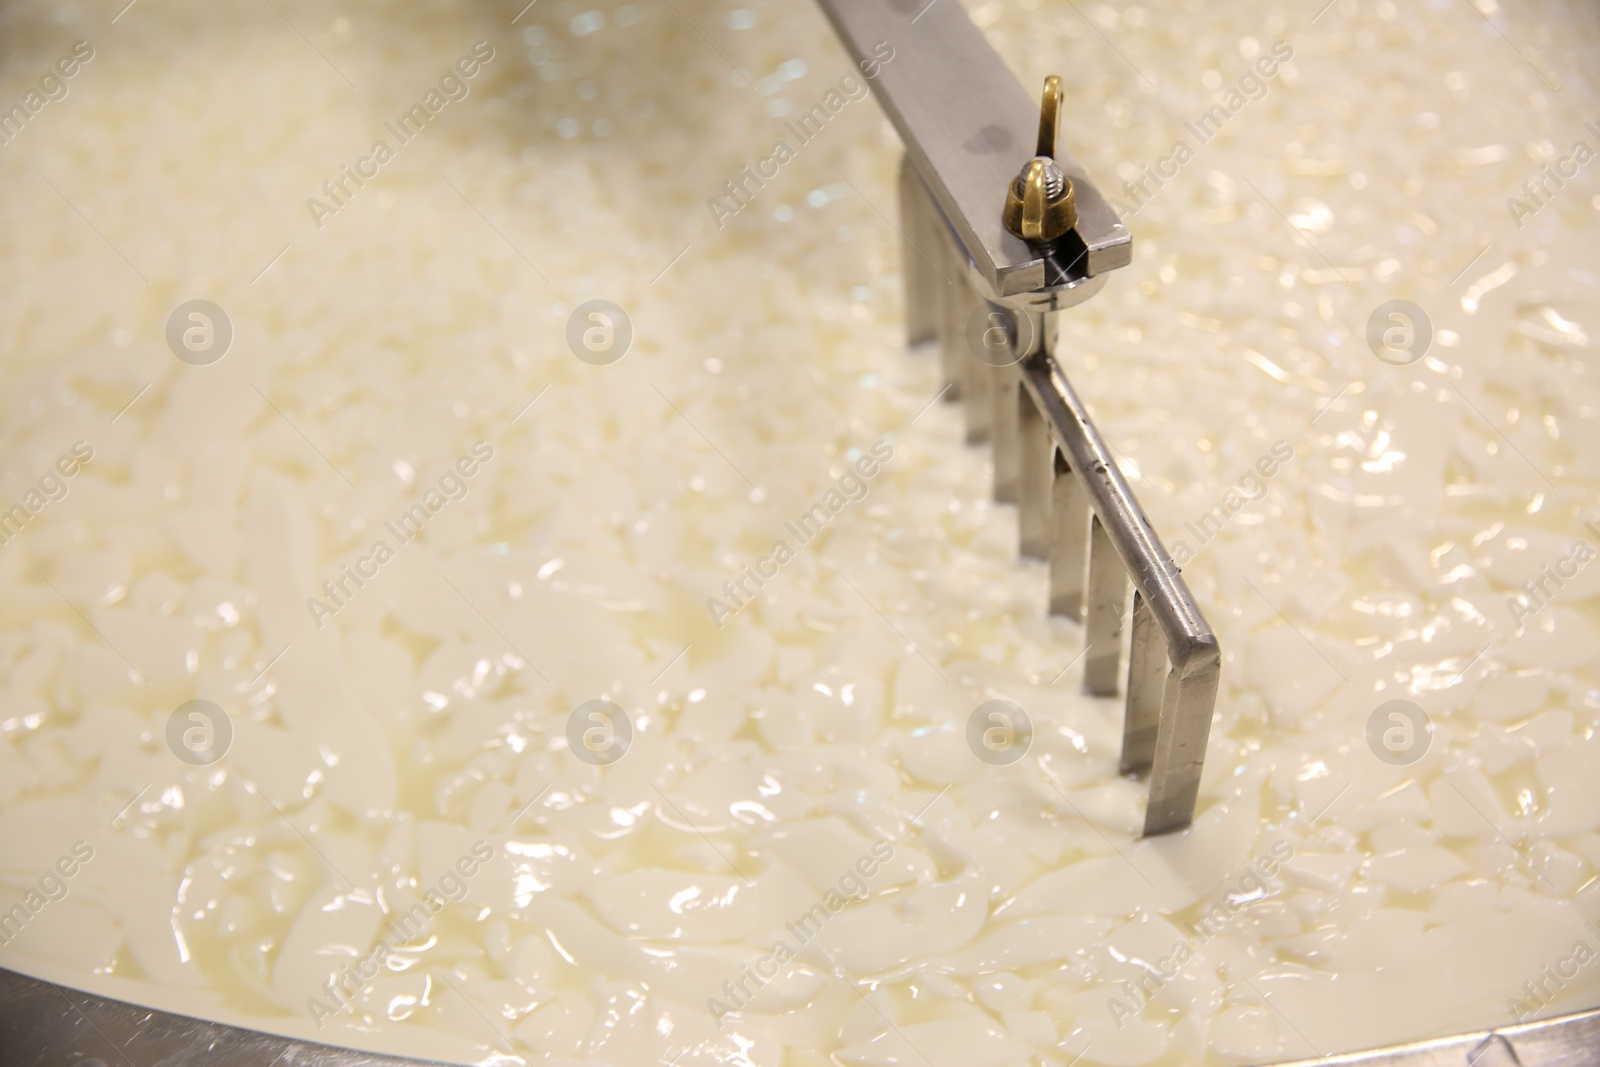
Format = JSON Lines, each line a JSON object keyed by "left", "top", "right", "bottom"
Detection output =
{"left": 1003, "top": 75, "right": 1077, "bottom": 242}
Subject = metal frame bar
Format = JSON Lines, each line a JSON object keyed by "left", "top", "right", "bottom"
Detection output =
{"left": 814, "top": 0, "right": 1131, "bottom": 299}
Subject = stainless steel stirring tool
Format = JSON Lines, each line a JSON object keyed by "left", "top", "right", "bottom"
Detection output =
{"left": 815, "top": 0, "right": 1220, "bottom": 835}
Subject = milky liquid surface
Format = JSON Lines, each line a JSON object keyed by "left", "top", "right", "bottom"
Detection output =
{"left": 0, "top": 1, "right": 1598, "bottom": 1064}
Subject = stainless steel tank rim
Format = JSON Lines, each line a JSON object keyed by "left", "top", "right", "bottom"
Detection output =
{"left": 0, "top": 963, "right": 449, "bottom": 1066}
{"left": 1266, "top": 1005, "right": 1600, "bottom": 1067}
{"left": 3, "top": 965, "right": 1597, "bottom": 1066}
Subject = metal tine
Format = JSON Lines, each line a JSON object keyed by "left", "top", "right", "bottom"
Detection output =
{"left": 1048, "top": 447, "right": 1088, "bottom": 619}
{"left": 1144, "top": 640, "right": 1218, "bottom": 835}
{"left": 992, "top": 361, "right": 1020, "bottom": 502}
{"left": 898, "top": 156, "right": 938, "bottom": 349}
{"left": 932, "top": 211, "right": 967, "bottom": 403}
{"left": 991, "top": 306, "right": 1040, "bottom": 504}
{"left": 1122, "top": 590, "right": 1166, "bottom": 773}
{"left": 1083, "top": 514, "right": 1128, "bottom": 696}
{"left": 1017, "top": 387, "right": 1051, "bottom": 559}
{"left": 961, "top": 290, "right": 993, "bottom": 444}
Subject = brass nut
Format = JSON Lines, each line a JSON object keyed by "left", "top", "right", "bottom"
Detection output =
{"left": 1003, "top": 157, "right": 1077, "bottom": 242}
{"left": 1002, "top": 74, "right": 1078, "bottom": 244}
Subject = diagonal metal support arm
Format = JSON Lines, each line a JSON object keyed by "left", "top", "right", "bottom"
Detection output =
{"left": 1018, "top": 351, "right": 1220, "bottom": 835}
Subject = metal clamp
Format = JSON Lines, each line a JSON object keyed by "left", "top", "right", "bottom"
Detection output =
{"left": 818, "top": 0, "right": 1219, "bottom": 835}
{"left": 814, "top": 0, "right": 1130, "bottom": 302}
